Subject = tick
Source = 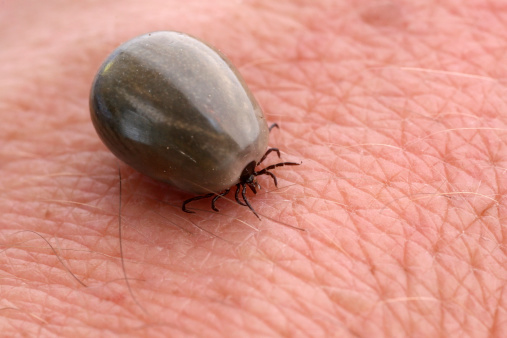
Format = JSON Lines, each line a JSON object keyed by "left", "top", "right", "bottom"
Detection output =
{"left": 90, "top": 31, "right": 299, "bottom": 218}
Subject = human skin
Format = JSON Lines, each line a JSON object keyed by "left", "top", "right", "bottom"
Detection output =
{"left": 1, "top": 0, "right": 507, "bottom": 336}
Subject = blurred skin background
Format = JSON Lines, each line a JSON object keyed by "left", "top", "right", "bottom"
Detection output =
{"left": 1, "top": 0, "right": 507, "bottom": 336}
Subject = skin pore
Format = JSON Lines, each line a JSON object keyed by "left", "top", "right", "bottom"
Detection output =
{"left": 1, "top": 0, "right": 507, "bottom": 336}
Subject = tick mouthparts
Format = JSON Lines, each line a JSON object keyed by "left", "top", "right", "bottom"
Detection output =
{"left": 248, "top": 182, "right": 259, "bottom": 194}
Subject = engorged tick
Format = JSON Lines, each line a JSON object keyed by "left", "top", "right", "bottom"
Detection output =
{"left": 89, "top": 31, "right": 300, "bottom": 218}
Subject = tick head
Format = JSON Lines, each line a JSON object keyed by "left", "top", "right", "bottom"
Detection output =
{"left": 239, "top": 160, "right": 260, "bottom": 193}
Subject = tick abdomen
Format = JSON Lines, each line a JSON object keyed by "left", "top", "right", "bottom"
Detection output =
{"left": 90, "top": 32, "right": 269, "bottom": 194}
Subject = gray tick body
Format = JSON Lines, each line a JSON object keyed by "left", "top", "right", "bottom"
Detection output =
{"left": 90, "top": 31, "right": 299, "bottom": 218}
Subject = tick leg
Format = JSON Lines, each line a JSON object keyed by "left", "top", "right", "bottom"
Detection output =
{"left": 258, "top": 170, "right": 278, "bottom": 187}
{"left": 235, "top": 184, "right": 247, "bottom": 206}
{"left": 268, "top": 123, "right": 279, "bottom": 132}
{"left": 257, "top": 161, "right": 301, "bottom": 175}
{"left": 257, "top": 147, "right": 281, "bottom": 165}
{"left": 211, "top": 189, "right": 230, "bottom": 212}
{"left": 242, "top": 184, "right": 260, "bottom": 220}
{"left": 182, "top": 193, "right": 215, "bottom": 213}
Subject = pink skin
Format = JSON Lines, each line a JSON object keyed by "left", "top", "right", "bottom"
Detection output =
{"left": 1, "top": 0, "right": 507, "bottom": 336}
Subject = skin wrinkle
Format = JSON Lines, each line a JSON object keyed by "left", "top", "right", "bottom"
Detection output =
{"left": 336, "top": 95, "right": 502, "bottom": 332}
{"left": 226, "top": 240, "right": 322, "bottom": 330}
{"left": 193, "top": 286, "right": 274, "bottom": 334}
{"left": 227, "top": 287, "right": 290, "bottom": 334}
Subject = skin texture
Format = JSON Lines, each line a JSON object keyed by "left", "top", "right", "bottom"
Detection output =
{"left": 1, "top": 0, "right": 507, "bottom": 336}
